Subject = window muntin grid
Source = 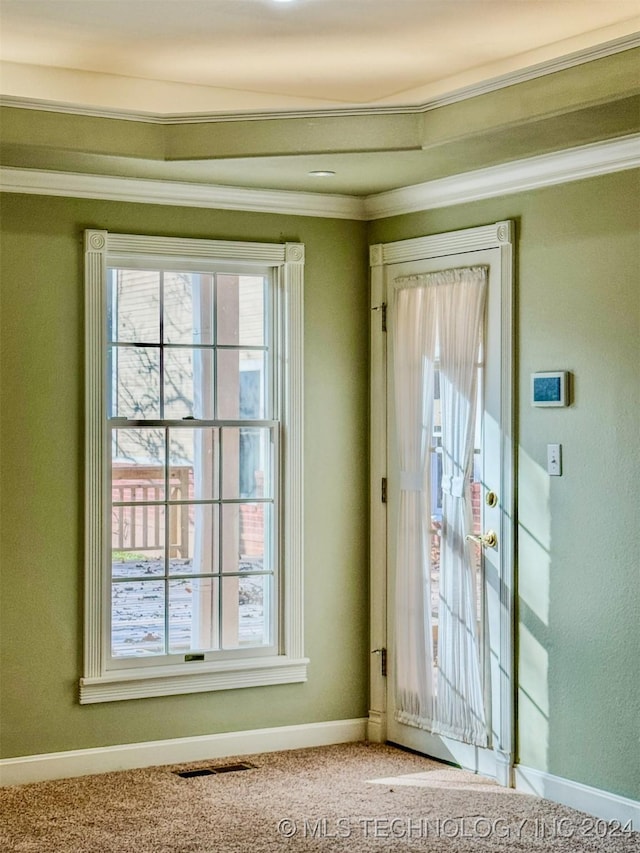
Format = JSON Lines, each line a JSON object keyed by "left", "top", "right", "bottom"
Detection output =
{"left": 107, "top": 268, "right": 277, "bottom": 662}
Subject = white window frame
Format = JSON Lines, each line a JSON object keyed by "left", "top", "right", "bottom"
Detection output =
{"left": 81, "top": 230, "right": 306, "bottom": 704}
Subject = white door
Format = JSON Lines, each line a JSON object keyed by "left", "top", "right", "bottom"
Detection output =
{"left": 369, "top": 223, "right": 514, "bottom": 785}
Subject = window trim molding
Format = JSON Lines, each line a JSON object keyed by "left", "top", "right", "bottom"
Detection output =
{"left": 81, "top": 230, "right": 306, "bottom": 704}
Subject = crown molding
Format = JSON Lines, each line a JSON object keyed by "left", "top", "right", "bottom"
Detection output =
{"left": 1, "top": 134, "right": 637, "bottom": 220}
{"left": 1, "top": 33, "right": 638, "bottom": 125}
{"left": 363, "top": 134, "right": 640, "bottom": 220}
{"left": 0, "top": 168, "right": 367, "bottom": 220}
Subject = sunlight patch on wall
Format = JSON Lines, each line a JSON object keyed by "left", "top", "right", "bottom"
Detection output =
{"left": 517, "top": 448, "right": 552, "bottom": 773}
{"left": 518, "top": 623, "right": 550, "bottom": 771}
{"left": 518, "top": 448, "right": 551, "bottom": 626}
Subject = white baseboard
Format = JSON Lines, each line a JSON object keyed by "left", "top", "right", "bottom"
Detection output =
{"left": 0, "top": 718, "right": 368, "bottom": 787}
{"left": 515, "top": 765, "right": 640, "bottom": 826}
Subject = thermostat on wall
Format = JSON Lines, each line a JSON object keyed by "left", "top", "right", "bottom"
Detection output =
{"left": 531, "top": 371, "right": 569, "bottom": 407}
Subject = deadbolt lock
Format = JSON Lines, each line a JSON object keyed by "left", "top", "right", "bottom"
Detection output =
{"left": 485, "top": 490, "right": 498, "bottom": 507}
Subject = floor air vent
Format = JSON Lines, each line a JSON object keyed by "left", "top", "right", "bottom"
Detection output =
{"left": 174, "top": 762, "right": 256, "bottom": 778}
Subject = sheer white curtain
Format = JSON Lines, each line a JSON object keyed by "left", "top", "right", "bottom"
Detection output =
{"left": 434, "top": 268, "right": 488, "bottom": 746}
{"left": 392, "top": 267, "right": 488, "bottom": 747}
{"left": 392, "top": 283, "right": 437, "bottom": 729}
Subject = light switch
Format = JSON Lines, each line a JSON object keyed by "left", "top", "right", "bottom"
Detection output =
{"left": 547, "top": 443, "right": 562, "bottom": 476}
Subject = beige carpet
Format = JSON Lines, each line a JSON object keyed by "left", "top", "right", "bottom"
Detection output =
{"left": 0, "top": 742, "right": 637, "bottom": 852}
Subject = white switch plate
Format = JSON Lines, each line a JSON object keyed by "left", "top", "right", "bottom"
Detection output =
{"left": 547, "top": 443, "right": 562, "bottom": 476}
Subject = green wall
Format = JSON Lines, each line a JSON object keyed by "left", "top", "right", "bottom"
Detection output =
{"left": 0, "top": 195, "right": 370, "bottom": 757}
{"left": 1, "top": 169, "right": 638, "bottom": 804}
{"left": 369, "top": 169, "right": 640, "bottom": 801}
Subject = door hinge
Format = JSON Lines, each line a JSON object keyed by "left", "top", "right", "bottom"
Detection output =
{"left": 372, "top": 302, "right": 387, "bottom": 332}
{"left": 381, "top": 477, "right": 387, "bottom": 503}
{"left": 372, "top": 647, "right": 387, "bottom": 677}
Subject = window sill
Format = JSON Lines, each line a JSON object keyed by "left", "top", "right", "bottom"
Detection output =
{"left": 79, "top": 655, "right": 309, "bottom": 704}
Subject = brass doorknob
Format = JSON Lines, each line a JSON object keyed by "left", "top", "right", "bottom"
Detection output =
{"left": 466, "top": 530, "right": 498, "bottom": 548}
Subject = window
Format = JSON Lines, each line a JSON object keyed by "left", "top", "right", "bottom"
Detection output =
{"left": 81, "top": 231, "right": 306, "bottom": 703}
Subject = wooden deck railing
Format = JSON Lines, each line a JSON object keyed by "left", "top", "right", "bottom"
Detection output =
{"left": 112, "top": 465, "right": 191, "bottom": 558}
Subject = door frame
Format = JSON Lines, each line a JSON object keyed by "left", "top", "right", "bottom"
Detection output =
{"left": 368, "top": 221, "right": 515, "bottom": 786}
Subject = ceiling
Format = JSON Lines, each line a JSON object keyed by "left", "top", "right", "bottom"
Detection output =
{"left": 1, "top": 0, "right": 639, "bottom": 195}
{"left": 1, "top": 0, "right": 639, "bottom": 113}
